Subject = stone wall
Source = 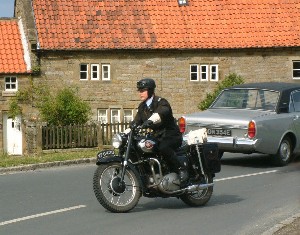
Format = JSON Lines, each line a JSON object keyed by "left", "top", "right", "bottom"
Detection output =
{"left": 23, "top": 121, "right": 38, "bottom": 155}
{"left": 34, "top": 48, "right": 300, "bottom": 119}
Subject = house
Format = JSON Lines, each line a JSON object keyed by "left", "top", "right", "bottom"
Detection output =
{"left": 0, "top": 18, "right": 31, "bottom": 155}
{"left": 3, "top": 0, "right": 300, "bottom": 154}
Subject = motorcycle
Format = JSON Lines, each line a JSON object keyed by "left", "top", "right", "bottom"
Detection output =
{"left": 93, "top": 125, "right": 221, "bottom": 213}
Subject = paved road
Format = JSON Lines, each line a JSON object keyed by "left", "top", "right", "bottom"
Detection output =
{"left": 0, "top": 154, "right": 299, "bottom": 235}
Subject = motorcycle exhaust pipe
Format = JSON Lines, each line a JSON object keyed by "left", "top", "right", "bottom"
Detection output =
{"left": 158, "top": 182, "right": 214, "bottom": 195}
{"left": 186, "top": 183, "right": 214, "bottom": 192}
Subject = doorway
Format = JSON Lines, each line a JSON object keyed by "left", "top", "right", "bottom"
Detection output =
{"left": 4, "top": 114, "right": 22, "bottom": 155}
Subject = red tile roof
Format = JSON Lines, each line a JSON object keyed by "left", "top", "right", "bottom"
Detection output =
{"left": 33, "top": 0, "right": 300, "bottom": 50}
{"left": 0, "top": 18, "right": 30, "bottom": 74}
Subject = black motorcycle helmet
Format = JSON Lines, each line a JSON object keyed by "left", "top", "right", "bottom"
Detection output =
{"left": 137, "top": 78, "right": 156, "bottom": 98}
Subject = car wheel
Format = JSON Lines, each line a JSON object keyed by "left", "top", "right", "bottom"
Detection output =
{"left": 273, "top": 136, "right": 292, "bottom": 166}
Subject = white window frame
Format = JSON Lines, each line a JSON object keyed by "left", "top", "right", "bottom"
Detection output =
{"left": 293, "top": 61, "right": 300, "bottom": 80}
{"left": 91, "top": 64, "right": 100, "bottom": 80}
{"left": 190, "top": 64, "right": 199, "bottom": 81}
{"left": 111, "top": 109, "right": 120, "bottom": 123}
{"left": 200, "top": 65, "right": 208, "bottom": 81}
{"left": 97, "top": 109, "right": 108, "bottom": 123}
{"left": 102, "top": 64, "right": 111, "bottom": 81}
{"left": 5, "top": 76, "right": 18, "bottom": 91}
{"left": 124, "top": 109, "right": 134, "bottom": 123}
{"left": 210, "top": 64, "right": 219, "bottom": 81}
{"left": 80, "top": 64, "right": 88, "bottom": 80}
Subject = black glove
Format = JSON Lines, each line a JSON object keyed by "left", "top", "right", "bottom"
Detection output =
{"left": 141, "top": 120, "right": 154, "bottom": 129}
{"left": 129, "top": 121, "right": 137, "bottom": 129}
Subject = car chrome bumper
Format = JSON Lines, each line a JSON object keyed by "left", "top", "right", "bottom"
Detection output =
{"left": 183, "top": 135, "right": 260, "bottom": 152}
{"left": 209, "top": 136, "right": 259, "bottom": 150}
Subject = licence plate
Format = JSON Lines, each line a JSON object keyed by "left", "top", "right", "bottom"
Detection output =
{"left": 207, "top": 128, "right": 232, "bottom": 136}
{"left": 97, "top": 150, "right": 115, "bottom": 159}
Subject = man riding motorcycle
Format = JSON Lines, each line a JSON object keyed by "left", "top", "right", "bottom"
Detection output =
{"left": 93, "top": 78, "right": 220, "bottom": 212}
{"left": 133, "top": 78, "right": 188, "bottom": 185}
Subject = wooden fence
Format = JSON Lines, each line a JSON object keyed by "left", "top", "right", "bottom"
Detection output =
{"left": 99, "top": 122, "right": 130, "bottom": 145}
{"left": 42, "top": 122, "right": 130, "bottom": 150}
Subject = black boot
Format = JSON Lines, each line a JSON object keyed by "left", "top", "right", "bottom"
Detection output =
{"left": 166, "top": 153, "right": 189, "bottom": 187}
{"left": 177, "top": 156, "right": 189, "bottom": 187}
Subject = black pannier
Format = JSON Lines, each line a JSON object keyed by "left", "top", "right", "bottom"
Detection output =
{"left": 201, "top": 143, "right": 221, "bottom": 173}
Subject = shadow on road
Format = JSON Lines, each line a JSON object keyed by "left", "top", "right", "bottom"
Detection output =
{"left": 221, "top": 153, "right": 275, "bottom": 168}
{"left": 132, "top": 193, "right": 244, "bottom": 212}
{"left": 207, "top": 194, "right": 244, "bottom": 207}
{"left": 221, "top": 152, "right": 300, "bottom": 169}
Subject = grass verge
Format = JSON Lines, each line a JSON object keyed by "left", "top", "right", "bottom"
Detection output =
{"left": 0, "top": 149, "right": 100, "bottom": 168}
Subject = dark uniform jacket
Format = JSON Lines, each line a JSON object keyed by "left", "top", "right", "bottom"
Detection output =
{"left": 134, "top": 95, "right": 181, "bottom": 140}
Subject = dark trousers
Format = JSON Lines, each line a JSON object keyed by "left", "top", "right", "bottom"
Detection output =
{"left": 157, "top": 135, "right": 182, "bottom": 172}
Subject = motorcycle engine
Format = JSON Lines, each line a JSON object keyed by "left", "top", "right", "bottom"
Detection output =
{"left": 159, "top": 173, "right": 180, "bottom": 192}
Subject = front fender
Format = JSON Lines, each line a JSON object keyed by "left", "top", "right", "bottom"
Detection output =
{"left": 96, "top": 156, "right": 123, "bottom": 164}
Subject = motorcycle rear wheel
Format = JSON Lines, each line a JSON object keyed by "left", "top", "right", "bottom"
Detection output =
{"left": 93, "top": 162, "right": 141, "bottom": 213}
{"left": 180, "top": 173, "right": 213, "bottom": 207}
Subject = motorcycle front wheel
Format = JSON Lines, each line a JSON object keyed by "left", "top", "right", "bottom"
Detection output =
{"left": 93, "top": 162, "right": 141, "bottom": 213}
{"left": 180, "top": 173, "right": 213, "bottom": 207}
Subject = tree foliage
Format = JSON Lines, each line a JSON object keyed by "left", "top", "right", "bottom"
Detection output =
{"left": 38, "top": 87, "right": 91, "bottom": 125}
{"left": 8, "top": 77, "right": 35, "bottom": 119}
{"left": 9, "top": 82, "right": 91, "bottom": 125}
{"left": 198, "top": 73, "right": 244, "bottom": 111}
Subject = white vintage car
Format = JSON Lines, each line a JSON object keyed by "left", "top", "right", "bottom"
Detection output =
{"left": 179, "top": 82, "right": 300, "bottom": 166}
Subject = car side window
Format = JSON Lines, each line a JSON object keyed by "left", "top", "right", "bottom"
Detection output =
{"left": 291, "top": 91, "right": 300, "bottom": 112}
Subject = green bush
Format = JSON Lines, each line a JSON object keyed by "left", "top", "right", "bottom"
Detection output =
{"left": 38, "top": 87, "right": 91, "bottom": 125}
{"left": 198, "top": 73, "right": 244, "bottom": 110}
{"left": 9, "top": 84, "right": 91, "bottom": 125}
{"left": 8, "top": 99, "right": 22, "bottom": 118}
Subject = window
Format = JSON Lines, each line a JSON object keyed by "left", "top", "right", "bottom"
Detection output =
{"left": 80, "top": 63, "right": 111, "bottom": 81}
{"left": 190, "top": 64, "right": 198, "bottom": 81}
{"left": 97, "top": 108, "right": 135, "bottom": 124}
{"left": 293, "top": 61, "right": 300, "bottom": 79}
{"left": 212, "top": 89, "right": 279, "bottom": 111}
{"left": 111, "top": 109, "right": 120, "bottom": 123}
{"left": 102, "top": 64, "right": 111, "bottom": 81}
{"left": 210, "top": 64, "right": 218, "bottom": 81}
{"left": 5, "top": 76, "right": 18, "bottom": 91}
{"left": 200, "top": 65, "right": 208, "bottom": 81}
{"left": 291, "top": 91, "right": 300, "bottom": 112}
{"left": 190, "top": 64, "right": 219, "bottom": 82}
{"left": 97, "top": 109, "right": 107, "bottom": 123}
{"left": 124, "top": 110, "right": 134, "bottom": 123}
{"left": 80, "top": 64, "right": 88, "bottom": 80}
{"left": 91, "top": 64, "right": 99, "bottom": 80}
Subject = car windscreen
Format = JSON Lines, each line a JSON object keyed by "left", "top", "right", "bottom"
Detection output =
{"left": 211, "top": 89, "right": 280, "bottom": 111}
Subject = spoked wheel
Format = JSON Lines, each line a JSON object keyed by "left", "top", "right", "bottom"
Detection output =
{"left": 93, "top": 162, "right": 141, "bottom": 213}
{"left": 180, "top": 173, "right": 213, "bottom": 207}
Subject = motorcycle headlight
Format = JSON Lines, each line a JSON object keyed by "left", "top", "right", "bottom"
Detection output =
{"left": 112, "top": 134, "right": 123, "bottom": 149}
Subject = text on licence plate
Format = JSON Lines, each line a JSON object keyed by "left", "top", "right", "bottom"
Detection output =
{"left": 207, "top": 129, "right": 232, "bottom": 136}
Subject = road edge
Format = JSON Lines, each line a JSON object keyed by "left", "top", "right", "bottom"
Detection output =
{"left": 0, "top": 157, "right": 96, "bottom": 174}
{"left": 261, "top": 212, "right": 300, "bottom": 235}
